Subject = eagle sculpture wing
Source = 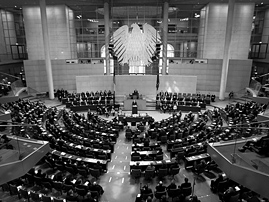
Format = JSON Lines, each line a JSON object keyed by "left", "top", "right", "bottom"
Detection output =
{"left": 113, "top": 25, "right": 129, "bottom": 64}
{"left": 112, "top": 23, "right": 160, "bottom": 66}
{"left": 141, "top": 23, "right": 161, "bottom": 65}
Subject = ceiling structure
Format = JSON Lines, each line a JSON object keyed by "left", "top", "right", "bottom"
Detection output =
{"left": 0, "top": 0, "right": 268, "bottom": 19}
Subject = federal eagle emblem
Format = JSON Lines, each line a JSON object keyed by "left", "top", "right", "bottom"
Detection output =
{"left": 111, "top": 23, "right": 161, "bottom": 67}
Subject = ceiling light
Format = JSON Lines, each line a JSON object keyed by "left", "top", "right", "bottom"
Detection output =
{"left": 261, "top": 2, "right": 263, "bottom": 4}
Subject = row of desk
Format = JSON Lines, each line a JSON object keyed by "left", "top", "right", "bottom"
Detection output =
{"left": 118, "top": 115, "right": 153, "bottom": 123}
{"left": 130, "top": 159, "right": 176, "bottom": 171}
{"left": 130, "top": 153, "right": 211, "bottom": 171}
{"left": 51, "top": 150, "right": 108, "bottom": 170}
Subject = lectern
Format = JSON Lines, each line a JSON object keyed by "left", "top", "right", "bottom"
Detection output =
{"left": 132, "top": 100, "right": 138, "bottom": 114}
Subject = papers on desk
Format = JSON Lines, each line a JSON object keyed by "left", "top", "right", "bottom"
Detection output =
{"left": 84, "top": 181, "right": 89, "bottom": 186}
{"left": 61, "top": 152, "right": 66, "bottom": 156}
{"left": 68, "top": 156, "right": 73, "bottom": 158}
{"left": 77, "top": 158, "right": 82, "bottom": 161}
{"left": 72, "top": 179, "right": 77, "bottom": 184}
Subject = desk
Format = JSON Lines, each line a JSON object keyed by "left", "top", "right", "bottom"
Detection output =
{"left": 118, "top": 115, "right": 153, "bottom": 123}
{"left": 124, "top": 99, "right": 147, "bottom": 111}
{"left": 51, "top": 150, "right": 108, "bottom": 170}
{"left": 132, "top": 143, "right": 160, "bottom": 151}
{"left": 67, "top": 142, "right": 112, "bottom": 160}
{"left": 184, "top": 153, "right": 211, "bottom": 169}
{"left": 177, "top": 105, "right": 201, "bottom": 112}
{"left": 131, "top": 151, "right": 158, "bottom": 158}
{"left": 170, "top": 142, "right": 205, "bottom": 158}
{"left": 130, "top": 159, "right": 176, "bottom": 171}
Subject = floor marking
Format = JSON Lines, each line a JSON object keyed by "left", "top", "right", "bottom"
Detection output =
{"left": 123, "top": 166, "right": 126, "bottom": 170}
{"left": 117, "top": 172, "right": 120, "bottom": 174}
{"left": 120, "top": 161, "right": 122, "bottom": 163}
{"left": 115, "top": 156, "right": 118, "bottom": 159}
{"left": 127, "top": 146, "right": 128, "bottom": 149}
{"left": 122, "top": 178, "right": 125, "bottom": 183}
{"left": 112, "top": 165, "right": 115, "bottom": 169}
{"left": 109, "top": 177, "right": 112, "bottom": 182}
{"left": 122, "top": 152, "right": 124, "bottom": 154}
{"left": 117, "top": 146, "right": 119, "bottom": 149}
{"left": 125, "top": 156, "right": 128, "bottom": 159}
{"left": 165, "top": 154, "right": 169, "bottom": 158}
{"left": 183, "top": 174, "right": 186, "bottom": 178}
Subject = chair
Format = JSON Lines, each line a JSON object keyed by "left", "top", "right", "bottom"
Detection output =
{"left": 144, "top": 169, "right": 155, "bottom": 181}
{"left": 142, "top": 193, "right": 154, "bottom": 200}
{"left": 170, "top": 167, "right": 180, "bottom": 179}
{"left": 155, "top": 191, "right": 167, "bottom": 199}
{"left": 42, "top": 195, "right": 53, "bottom": 202}
{"left": 34, "top": 176, "right": 42, "bottom": 186}
{"left": 157, "top": 168, "right": 167, "bottom": 179}
{"left": 30, "top": 191, "right": 40, "bottom": 202}
{"left": 131, "top": 169, "right": 141, "bottom": 182}
{"left": 75, "top": 187, "right": 87, "bottom": 199}
{"left": 125, "top": 131, "right": 132, "bottom": 140}
{"left": 53, "top": 181, "right": 62, "bottom": 195}
{"left": 90, "top": 168, "right": 101, "bottom": 179}
{"left": 19, "top": 189, "right": 30, "bottom": 202}
{"left": 65, "top": 166, "right": 77, "bottom": 175}
{"left": 77, "top": 168, "right": 89, "bottom": 177}
{"left": 168, "top": 188, "right": 180, "bottom": 199}
{"left": 42, "top": 181, "right": 53, "bottom": 191}
{"left": 151, "top": 131, "right": 157, "bottom": 139}
{"left": 229, "top": 193, "right": 240, "bottom": 202}
{"left": 9, "top": 184, "right": 20, "bottom": 199}
{"left": 63, "top": 184, "right": 73, "bottom": 193}
{"left": 217, "top": 180, "right": 228, "bottom": 193}
{"left": 90, "top": 190, "right": 100, "bottom": 199}
{"left": 53, "top": 198, "right": 65, "bottom": 202}
{"left": 160, "top": 136, "right": 168, "bottom": 144}
{"left": 155, "top": 154, "right": 163, "bottom": 160}
{"left": 131, "top": 156, "right": 141, "bottom": 161}
{"left": 98, "top": 154, "right": 108, "bottom": 160}
{"left": 1, "top": 183, "right": 10, "bottom": 192}
{"left": 181, "top": 186, "right": 192, "bottom": 197}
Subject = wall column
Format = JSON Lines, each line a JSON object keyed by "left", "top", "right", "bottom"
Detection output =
{"left": 162, "top": 1, "right": 169, "bottom": 75}
{"left": 104, "top": 0, "right": 110, "bottom": 75}
{"left": 219, "top": 0, "right": 235, "bottom": 100}
{"left": 39, "top": 0, "right": 54, "bottom": 99}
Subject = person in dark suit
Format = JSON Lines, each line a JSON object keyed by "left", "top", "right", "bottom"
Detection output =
{"left": 180, "top": 178, "right": 191, "bottom": 189}
{"left": 93, "top": 161, "right": 103, "bottom": 173}
{"left": 210, "top": 174, "right": 224, "bottom": 192}
{"left": 89, "top": 181, "right": 104, "bottom": 195}
{"left": 81, "top": 192, "right": 96, "bottom": 202}
{"left": 167, "top": 180, "right": 177, "bottom": 190}
{"left": 35, "top": 169, "right": 46, "bottom": 179}
{"left": 66, "top": 189, "right": 79, "bottom": 202}
{"left": 155, "top": 181, "right": 166, "bottom": 192}
{"left": 141, "top": 184, "right": 153, "bottom": 196}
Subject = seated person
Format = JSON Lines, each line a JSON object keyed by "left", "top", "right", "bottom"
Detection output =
{"left": 169, "top": 163, "right": 180, "bottom": 173}
{"left": 82, "top": 192, "right": 96, "bottom": 202}
{"left": 188, "top": 195, "right": 201, "bottom": 202}
{"left": 238, "top": 135, "right": 269, "bottom": 153}
{"left": 219, "top": 187, "right": 237, "bottom": 202}
{"left": 141, "top": 184, "right": 153, "bottom": 196}
{"left": 93, "top": 161, "right": 103, "bottom": 173}
{"left": 192, "top": 160, "right": 207, "bottom": 174}
{"left": 132, "top": 162, "right": 141, "bottom": 170}
{"left": 180, "top": 178, "right": 191, "bottom": 189}
{"left": 155, "top": 181, "right": 166, "bottom": 192}
{"left": 143, "top": 155, "right": 153, "bottom": 161}
{"left": 89, "top": 181, "right": 104, "bottom": 195}
{"left": 167, "top": 180, "right": 177, "bottom": 190}
{"left": 66, "top": 189, "right": 79, "bottom": 202}
{"left": 210, "top": 174, "right": 224, "bottom": 192}
{"left": 146, "top": 163, "right": 156, "bottom": 173}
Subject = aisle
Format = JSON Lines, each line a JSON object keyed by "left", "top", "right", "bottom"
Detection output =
{"left": 99, "top": 128, "right": 138, "bottom": 202}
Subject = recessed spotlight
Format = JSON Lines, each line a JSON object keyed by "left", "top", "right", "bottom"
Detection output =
{"left": 261, "top": 2, "right": 263, "bottom": 5}
{"left": 14, "top": 5, "right": 17, "bottom": 7}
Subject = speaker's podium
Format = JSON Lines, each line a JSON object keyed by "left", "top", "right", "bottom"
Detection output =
{"left": 132, "top": 101, "right": 138, "bottom": 114}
